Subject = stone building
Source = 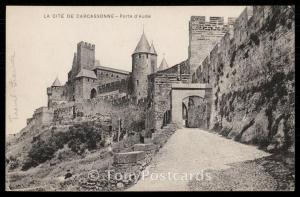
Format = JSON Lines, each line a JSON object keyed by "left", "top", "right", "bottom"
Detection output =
{"left": 22, "top": 5, "right": 294, "bottom": 158}
{"left": 188, "top": 15, "right": 235, "bottom": 78}
{"left": 131, "top": 32, "right": 158, "bottom": 99}
{"left": 29, "top": 15, "right": 226, "bottom": 131}
{"left": 27, "top": 7, "right": 260, "bottom": 134}
{"left": 47, "top": 31, "right": 160, "bottom": 107}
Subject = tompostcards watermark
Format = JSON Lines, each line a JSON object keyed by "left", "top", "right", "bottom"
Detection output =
{"left": 88, "top": 169, "right": 212, "bottom": 183}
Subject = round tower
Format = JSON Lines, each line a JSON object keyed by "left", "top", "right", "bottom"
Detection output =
{"left": 131, "top": 32, "right": 157, "bottom": 99}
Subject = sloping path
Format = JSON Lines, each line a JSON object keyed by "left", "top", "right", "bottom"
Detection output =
{"left": 128, "top": 128, "right": 272, "bottom": 191}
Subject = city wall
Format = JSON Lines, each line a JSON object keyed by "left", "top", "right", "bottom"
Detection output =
{"left": 146, "top": 61, "right": 191, "bottom": 131}
{"left": 53, "top": 96, "right": 147, "bottom": 133}
{"left": 193, "top": 6, "right": 295, "bottom": 153}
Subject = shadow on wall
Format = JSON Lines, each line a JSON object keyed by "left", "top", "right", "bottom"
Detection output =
{"left": 182, "top": 96, "right": 208, "bottom": 129}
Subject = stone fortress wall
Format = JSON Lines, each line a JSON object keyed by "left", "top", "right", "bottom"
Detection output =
{"left": 192, "top": 6, "right": 295, "bottom": 152}
{"left": 97, "top": 78, "right": 131, "bottom": 97}
{"left": 189, "top": 15, "right": 236, "bottom": 76}
{"left": 47, "top": 85, "right": 68, "bottom": 108}
{"left": 146, "top": 60, "right": 190, "bottom": 131}
{"left": 22, "top": 6, "right": 294, "bottom": 154}
{"left": 94, "top": 66, "right": 130, "bottom": 85}
{"left": 52, "top": 96, "right": 147, "bottom": 132}
{"left": 26, "top": 107, "right": 54, "bottom": 126}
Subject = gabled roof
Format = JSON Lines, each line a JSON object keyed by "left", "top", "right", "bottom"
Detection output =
{"left": 150, "top": 42, "right": 157, "bottom": 55}
{"left": 93, "top": 65, "right": 130, "bottom": 75}
{"left": 75, "top": 69, "right": 97, "bottom": 79}
{"left": 158, "top": 57, "right": 169, "bottom": 71}
{"left": 133, "top": 33, "right": 151, "bottom": 54}
{"left": 51, "top": 77, "right": 62, "bottom": 86}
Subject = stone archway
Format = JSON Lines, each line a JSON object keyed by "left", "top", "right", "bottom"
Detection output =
{"left": 171, "top": 83, "right": 212, "bottom": 129}
{"left": 182, "top": 99, "right": 188, "bottom": 127}
{"left": 90, "top": 88, "right": 97, "bottom": 99}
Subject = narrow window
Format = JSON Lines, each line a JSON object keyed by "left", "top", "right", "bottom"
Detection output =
{"left": 137, "top": 80, "right": 139, "bottom": 85}
{"left": 139, "top": 54, "right": 141, "bottom": 58}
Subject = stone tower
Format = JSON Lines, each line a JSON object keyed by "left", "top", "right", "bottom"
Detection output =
{"left": 77, "top": 41, "right": 95, "bottom": 71}
{"left": 47, "top": 77, "right": 65, "bottom": 108}
{"left": 132, "top": 32, "right": 157, "bottom": 99}
{"left": 188, "top": 16, "right": 229, "bottom": 75}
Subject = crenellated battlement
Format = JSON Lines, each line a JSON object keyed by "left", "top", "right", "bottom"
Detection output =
{"left": 190, "top": 16, "right": 236, "bottom": 34}
{"left": 193, "top": 5, "right": 294, "bottom": 84}
{"left": 77, "top": 41, "right": 95, "bottom": 50}
{"left": 188, "top": 14, "right": 237, "bottom": 74}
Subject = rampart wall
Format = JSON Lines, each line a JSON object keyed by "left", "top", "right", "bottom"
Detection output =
{"left": 193, "top": 6, "right": 295, "bottom": 153}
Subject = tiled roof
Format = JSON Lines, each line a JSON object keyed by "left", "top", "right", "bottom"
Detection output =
{"left": 158, "top": 57, "right": 169, "bottom": 71}
{"left": 93, "top": 65, "right": 130, "bottom": 75}
{"left": 150, "top": 42, "right": 157, "bottom": 55}
{"left": 133, "top": 33, "right": 151, "bottom": 54}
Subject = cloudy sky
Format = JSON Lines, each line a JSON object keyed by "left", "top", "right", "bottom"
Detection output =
{"left": 6, "top": 6, "right": 245, "bottom": 135}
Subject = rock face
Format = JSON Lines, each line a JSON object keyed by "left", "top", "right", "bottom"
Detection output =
{"left": 193, "top": 6, "right": 295, "bottom": 154}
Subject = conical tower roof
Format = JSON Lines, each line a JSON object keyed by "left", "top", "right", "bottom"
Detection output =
{"left": 133, "top": 32, "right": 151, "bottom": 54}
{"left": 150, "top": 42, "right": 157, "bottom": 55}
{"left": 158, "top": 57, "right": 169, "bottom": 71}
{"left": 51, "top": 77, "right": 61, "bottom": 87}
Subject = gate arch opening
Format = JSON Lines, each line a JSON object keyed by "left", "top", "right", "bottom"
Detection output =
{"left": 182, "top": 99, "right": 188, "bottom": 127}
{"left": 90, "top": 88, "right": 97, "bottom": 99}
{"left": 170, "top": 83, "right": 212, "bottom": 129}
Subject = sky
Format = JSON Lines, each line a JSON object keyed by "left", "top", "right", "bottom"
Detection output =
{"left": 6, "top": 6, "right": 245, "bottom": 135}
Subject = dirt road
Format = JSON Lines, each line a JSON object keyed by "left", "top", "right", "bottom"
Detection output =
{"left": 128, "top": 128, "right": 273, "bottom": 191}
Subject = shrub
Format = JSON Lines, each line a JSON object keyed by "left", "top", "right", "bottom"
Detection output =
{"left": 56, "top": 147, "right": 76, "bottom": 161}
{"left": 22, "top": 131, "right": 69, "bottom": 170}
{"left": 68, "top": 138, "right": 87, "bottom": 155}
{"left": 22, "top": 138, "right": 57, "bottom": 170}
{"left": 68, "top": 122, "right": 102, "bottom": 152}
{"left": 7, "top": 156, "right": 19, "bottom": 170}
{"left": 22, "top": 122, "right": 103, "bottom": 170}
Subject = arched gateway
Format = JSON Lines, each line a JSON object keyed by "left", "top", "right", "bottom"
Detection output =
{"left": 90, "top": 88, "right": 97, "bottom": 99}
{"left": 171, "top": 83, "right": 212, "bottom": 129}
